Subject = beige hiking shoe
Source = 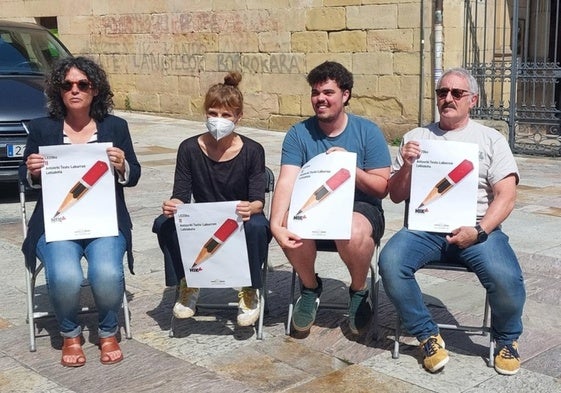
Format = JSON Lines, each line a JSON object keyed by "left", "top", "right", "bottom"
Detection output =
{"left": 237, "top": 287, "right": 260, "bottom": 326}
{"left": 172, "top": 278, "right": 200, "bottom": 319}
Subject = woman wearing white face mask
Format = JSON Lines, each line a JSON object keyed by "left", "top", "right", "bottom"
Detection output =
{"left": 153, "top": 71, "right": 271, "bottom": 327}
{"left": 205, "top": 116, "right": 236, "bottom": 140}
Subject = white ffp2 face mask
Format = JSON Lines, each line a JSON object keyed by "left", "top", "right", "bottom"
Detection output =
{"left": 206, "top": 117, "right": 236, "bottom": 140}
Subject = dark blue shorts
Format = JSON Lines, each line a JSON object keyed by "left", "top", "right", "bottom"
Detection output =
{"left": 315, "top": 201, "right": 385, "bottom": 250}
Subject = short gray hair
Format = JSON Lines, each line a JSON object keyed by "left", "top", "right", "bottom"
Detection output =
{"left": 437, "top": 67, "right": 479, "bottom": 95}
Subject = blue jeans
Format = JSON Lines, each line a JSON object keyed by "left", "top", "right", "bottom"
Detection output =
{"left": 36, "top": 233, "right": 126, "bottom": 339}
{"left": 379, "top": 228, "right": 525, "bottom": 347}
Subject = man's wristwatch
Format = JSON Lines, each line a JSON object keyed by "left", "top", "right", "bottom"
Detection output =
{"left": 475, "top": 224, "right": 488, "bottom": 243}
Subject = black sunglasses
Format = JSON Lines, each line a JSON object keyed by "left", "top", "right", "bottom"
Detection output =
{"left": 60, "top": 80, "right": 92, "bottom": 92}
{"left": 435, "top": 88, "right": 471, "bottom": 100}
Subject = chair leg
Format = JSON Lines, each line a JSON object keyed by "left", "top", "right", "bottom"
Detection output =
{"left": 169, "top": 285, "right": 178, "bottom": 338}
{"left": 484, "top": 294, "right": 495, "bottom": 367}
{"left": 392, "top": 319, "right": 401, "bottom": 359}
{"left": 370, "top": 263, "right": 379, "bottom": 340}
{"left": 286, "top": 269, "right": 297, "bottom": 335}
{"left": 169, "top": 315, "right": 176, "bottom": 338}
{"left": 482, "top": 293, "right": 490, "bottom": 336}
{"left": 122, "top": 291, "right": 132, "bottom": 339}
{"left": 257, "top": 263, "right": 268, "bottom": 340}
{"left": 22, "top": 184, "right": 36, "bottom": 352}
{"left": 488, "top": 336, "right": 495, "bottom": 367}
{"left": 26, "top": 267, "right": 36, "bottom": 352}
{"left": 257, "top": 291, "right": 265, "bottom": 340}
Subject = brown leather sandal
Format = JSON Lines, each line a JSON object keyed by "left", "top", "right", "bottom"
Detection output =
{"left": 61, "top": 336, "right": 86, "bottom": 367}
{"left": 99, "top": 336, "right": 123, "bottom": 365}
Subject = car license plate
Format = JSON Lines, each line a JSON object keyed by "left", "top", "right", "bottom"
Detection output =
{"left": 7, "top": 144, "right": 25, "bottom": 157}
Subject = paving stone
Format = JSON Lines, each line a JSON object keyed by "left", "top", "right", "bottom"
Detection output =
{"left": 0, "top": 326, "right": 257, "bottom": 393}
{"left": 206, "top": 344, "right": 313, "bottom": 391}
{"left": 285, "top": 364, "right": 432, "bottom": 392}
{"left": 0, "top": 355, "right": 71, "bottom": 393}
{"left": 255, "top": 335, "right": 350, "bottom": 376}
{"left": 463, "top": 368, "right": 561, "bottom": 393}
{"left": 364, "top": 347, "right": 497, "bottom": 393}
{"left": 522, "top": 344, "right": 561, "bottom": 378}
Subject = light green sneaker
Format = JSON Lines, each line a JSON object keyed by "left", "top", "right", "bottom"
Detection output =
{"left": 494, "top": 341, "right": 521, "bottom": 375}
{"left": 420, "top": 334, "right": 449, "bottom": 372}
{"left": 292, "top": 275, "right": 322, "bottom": 332}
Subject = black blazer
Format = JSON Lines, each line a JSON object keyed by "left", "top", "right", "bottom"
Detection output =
{"left": 19, "top": 115, "right": 141, "bottom": 274}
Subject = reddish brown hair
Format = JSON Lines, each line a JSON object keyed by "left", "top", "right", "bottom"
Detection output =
{"left": 203, "top": 71, "right": 243, "bottom": 116}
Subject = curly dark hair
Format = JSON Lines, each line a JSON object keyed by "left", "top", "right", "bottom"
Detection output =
{"left": 203, "top": 71, "right": 244, "bottom": 116}
{"left": 45, "top": 56, "right": 114, "bottom": 120}
{"left": 306, "top": 61, "right": 353, "bottom": 106}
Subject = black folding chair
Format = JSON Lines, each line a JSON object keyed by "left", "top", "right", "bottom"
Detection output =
{"left": 392, "top": 260, "right": 494, "bottom": 366}
{"left": 285, "top": 240, "right": 381, "bottom": 338}
{"left": 169, "top": 166, "right": 275, "bottom": 340}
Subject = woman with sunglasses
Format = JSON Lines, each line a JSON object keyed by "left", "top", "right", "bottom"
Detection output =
{"left": 153, "top": 71, "right": 270, "bottom": 328}
{"left": 20, "top": 56, "right": 141, "bottom": 367}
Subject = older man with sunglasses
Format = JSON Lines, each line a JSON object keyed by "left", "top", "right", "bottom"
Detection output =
{"left": 379, "top": 68, "right": 525, "bottom": 375}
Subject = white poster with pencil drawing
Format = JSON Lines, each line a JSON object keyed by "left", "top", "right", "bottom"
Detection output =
{"left": 408, "top": 140, "right": 479, "bottom": 233}
{"left": 40, "top": 143, "right": 117, "bottom": 242}
{"left": 287, "top": 151, "right": 356, "bottom": 239}
{"left": 174, "top": 201, "right": 251, "bottom": 288}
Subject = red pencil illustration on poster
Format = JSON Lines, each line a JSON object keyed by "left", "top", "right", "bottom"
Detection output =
{"left": 174, "top": 201, "right": 251, "bottom": 288}
{"left": 53, "top": 160, "right": 109, "bottom": 218}
{"left": 295, "top": 168, "right": 351, "bottom": 216}
{"left": 191, "top": 218, "right": 238, "bottom": 268}
{"left": 40, "top": 143, "right": 118, "bottom": 242}
{"left": 288, "top": 152, "right": 356, "bottom": 240}
{"left": 408, "top": 140, "right": 479, "bottom": 233}
{"left": 416, "top": 159, "right": 474, "bottom": 210}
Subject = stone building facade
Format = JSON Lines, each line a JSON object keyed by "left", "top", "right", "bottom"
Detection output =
{"left": 2, "top": 1, "right": 485, "bottom": 140}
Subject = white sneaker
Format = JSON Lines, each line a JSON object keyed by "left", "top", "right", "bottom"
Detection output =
{"left": 172, "top": 278, "right": 199, "bottom": 319}
{"left": 237, "top": 288, "right": 260, "bottom": 326}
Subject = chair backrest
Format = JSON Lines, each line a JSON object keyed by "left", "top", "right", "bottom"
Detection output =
{"left": 264, "top": 166, "right": 275, "bottom": 219}
{"left": 264, "top": 166, "right": 275, "bottom": 194}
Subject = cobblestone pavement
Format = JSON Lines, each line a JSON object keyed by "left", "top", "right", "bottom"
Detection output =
{"left": 1, "top": 111, "right": 560, "bottom": 392}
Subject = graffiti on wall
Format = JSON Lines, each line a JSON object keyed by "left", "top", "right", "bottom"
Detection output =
{"left": 132, "top": 42, "right": 206, "bottom": 73}
{"left": 133, "top": 52, "right": 205, "bottom": 73}
{"left": 102, "top": 47, "right": 304, "bottom": 75}
{"left": 217, "top": 53, "right": 303, "bottom": 74}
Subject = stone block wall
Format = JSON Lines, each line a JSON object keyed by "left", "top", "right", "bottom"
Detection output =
{"left": 3, "top": 0, "right": 446, "bottom": 140}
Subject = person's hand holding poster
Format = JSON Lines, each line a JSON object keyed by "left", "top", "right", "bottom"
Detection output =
{"left": 408, "top": 140, "right": 479, "bottom": 232}
{"left": 175, "top": 201, "right": 251, "bottom": 288}
{"left": 288, "top": 151, "right": 356, "bottom": 239}
{"left": 40, "top": 143, "right": 117, "bottom": 242}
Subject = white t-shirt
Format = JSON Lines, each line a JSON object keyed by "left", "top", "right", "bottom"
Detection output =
{"left": 392, "top": 119, "right": 519, "bottom": 220}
